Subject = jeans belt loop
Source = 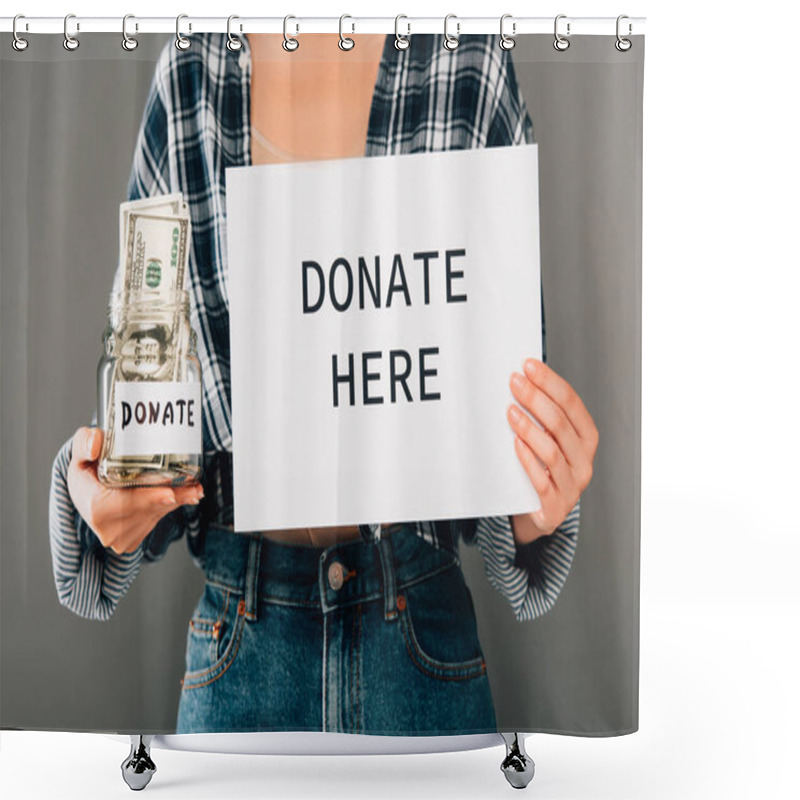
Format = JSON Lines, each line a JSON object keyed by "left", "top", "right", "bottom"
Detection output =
{"left": 244, "top": 534, "right": 262, "bottom": 622}
{"left": 377, "top": 534, "right": 398, "bottom": 621}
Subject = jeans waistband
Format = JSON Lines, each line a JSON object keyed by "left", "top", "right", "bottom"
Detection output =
{"left": 202, "top": 523, "right": 458, "bottom": 622}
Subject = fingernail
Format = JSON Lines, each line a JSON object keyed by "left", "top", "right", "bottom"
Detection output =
{"left": 524, "top": 359, "right": 537, "bottom": 377}
{"left": 508, "top": 405, "right": 521, "bottom": 422}
{"left": 187, "top": 497, "right": 200, "bottom": 505}
{"left": 511, "top": 373, "right": 526, "bottom": 391}
{"left": 161, "top": 492, "right": 176, "bottom": 506}
{"left": 87, "top": 430, "right": 98, "bottom": 455}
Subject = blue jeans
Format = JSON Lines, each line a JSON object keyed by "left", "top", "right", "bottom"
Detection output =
{"left": 176, "top": 523, "right": 497, "bottom": 735}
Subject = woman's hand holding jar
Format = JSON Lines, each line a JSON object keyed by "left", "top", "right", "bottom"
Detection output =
{"left": 67, "top": 426, "right": 204, "bottom": 555}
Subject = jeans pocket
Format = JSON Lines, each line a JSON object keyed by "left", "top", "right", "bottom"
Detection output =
{"left": 397, "top": 563, "right": 488, "bottom": 682}
{"left": 181, "top": 583, "right": 246, "bottom": 691}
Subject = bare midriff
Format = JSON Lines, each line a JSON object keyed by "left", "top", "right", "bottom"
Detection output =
{"left": 259, "top": 524, "right": 395, "bottom": 548}
{"left": 246, "top": 33, "right": 391, "bottom": 548}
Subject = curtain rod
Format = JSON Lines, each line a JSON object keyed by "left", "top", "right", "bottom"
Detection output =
{"left": 0, "top": 16, "right": 646, "bottom": 36}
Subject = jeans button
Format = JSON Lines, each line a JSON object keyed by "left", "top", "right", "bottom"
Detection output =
{"left": 327, "top": 561, "right": 345, "bottom": 591}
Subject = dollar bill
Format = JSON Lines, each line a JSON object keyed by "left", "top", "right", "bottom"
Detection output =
{"left": 123, "top": 212, "right": 191, "bottom": 295}
{"left": 118, "top": 193, "right": 187, "bottom": 273}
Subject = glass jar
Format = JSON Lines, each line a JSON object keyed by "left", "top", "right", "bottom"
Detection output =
{"left": 97, "top": 290, "right": 203, "bottom": 488}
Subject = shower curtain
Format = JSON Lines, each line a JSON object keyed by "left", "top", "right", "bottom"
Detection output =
{"left": 0, "top": 25, "right": 643, "bottom": 741}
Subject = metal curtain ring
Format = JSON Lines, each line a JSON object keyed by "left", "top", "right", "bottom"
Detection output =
{"left": 122, "top": 14, "right": 138, "bottom": 51}
{"left": 553, "top": 14, "right": 570, "bottom": 51}
{"left": 63, "top": 13, "right": 79, "bottom": 51}
{"left": 339, "top": 14, "right": 355, "bottom": 51}
{"left": 499, "top": 14, "right": 516, "bottom": 50}
{"left": 615, "top": 14, "right": 632, "bottom": 51}
{"left": 175, "top": 14, "right": 191, "bottom": 50}
{"left": 226, "top": 15, "right": 242, "bottom": 52}
{"left": 443, "top": 13, "right": 460, "bottom": 51}
{"left": 394, "top": 14, "right": 410, "bottom": 51}
{"left": 283, "top": 15, "right": 299, "bottom": 51}
{"left": 12, "top": 14, "right": 29, "bottom": 52}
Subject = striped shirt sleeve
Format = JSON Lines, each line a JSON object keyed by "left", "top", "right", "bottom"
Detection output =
{"left": 467, "top": 504, "right": 580, "bottom": 622}
{"left": 48, "top": 439, "right": 148, "bottom": 620}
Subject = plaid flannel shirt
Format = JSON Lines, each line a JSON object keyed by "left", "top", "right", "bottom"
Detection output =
{"left": 49, "top": 33, "right": 580, "bottom": 623}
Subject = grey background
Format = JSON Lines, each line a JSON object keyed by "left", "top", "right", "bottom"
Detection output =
{"left": 0, "top": 34, "right": 642, "bottom": 735}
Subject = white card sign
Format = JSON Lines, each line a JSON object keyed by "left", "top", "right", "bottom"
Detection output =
{"left": 226, "top": 145, "right": 542, "bottom": 532}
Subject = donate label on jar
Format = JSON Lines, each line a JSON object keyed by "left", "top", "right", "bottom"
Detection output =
{"left": 113, "top": 381, "right": 201, "bottom": 457}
